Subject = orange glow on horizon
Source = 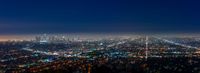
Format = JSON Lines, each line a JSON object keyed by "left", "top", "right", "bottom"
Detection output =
{"left": 0, "top": 35, "right": 34, "bottom": 41}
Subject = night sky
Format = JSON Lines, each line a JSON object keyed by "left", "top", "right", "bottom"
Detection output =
{"left": 0, "top": 0, "right": 199, "bottom": 34}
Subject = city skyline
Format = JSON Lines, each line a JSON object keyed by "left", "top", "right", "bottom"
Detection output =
{"left": 1, "top": 33, "right": 200, "bottom": 41}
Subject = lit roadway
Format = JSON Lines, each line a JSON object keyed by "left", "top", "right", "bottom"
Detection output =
{"left": 155, "top": 37, "right": 198, "bottom": 49}
{"left": 22, "top": 47, "right": 59, "bottom": 56}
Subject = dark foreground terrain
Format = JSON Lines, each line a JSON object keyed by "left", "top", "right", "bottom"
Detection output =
{"left": 10, "top": 57, "right": 199, "bottom": 73}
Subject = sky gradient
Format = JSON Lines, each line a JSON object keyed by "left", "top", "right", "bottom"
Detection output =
{"left": 0, "top": 0, "right": 200, "bottom": 34}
